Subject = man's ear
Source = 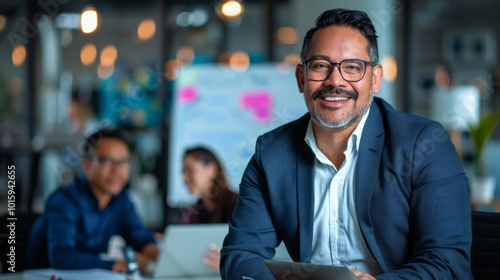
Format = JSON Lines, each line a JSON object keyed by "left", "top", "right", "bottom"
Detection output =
{"left": 371, "top": 64, "right": 383, "bottom": 94}
{"left": 82, "top": 157, "right": 91, "bottom": 173}
{"left": 295, "top": 64, "right": 305, "bottom": 93}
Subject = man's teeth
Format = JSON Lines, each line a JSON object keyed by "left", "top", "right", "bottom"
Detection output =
{"left": 322, "top": 96, "right": 349, "bottom": 101}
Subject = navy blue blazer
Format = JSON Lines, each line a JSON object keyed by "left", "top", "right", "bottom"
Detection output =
{"left": 221, "top": 97, "right": 472, "bottom": 279}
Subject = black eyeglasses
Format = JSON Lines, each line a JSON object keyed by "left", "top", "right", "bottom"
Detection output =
{"left": 92, "top": 156, "right": 130, "bottom": 168}
{"left": 304, "top": 58, "right": 375, "bottom": 82}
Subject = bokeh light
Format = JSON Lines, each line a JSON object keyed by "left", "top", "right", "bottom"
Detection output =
{"left": 137, "top": 18, "right": 156, "bottom": 41}
{"left": 229, "top": 51, "right": 250, "bottom": 72}
{"left": 81, "top": 7, "right": 99, "bottom": 34}
{"left": 80, "top": 43, "right": 97, "bottom": 66}
{"left": 0, "top": 15, "right": 7, "bottom": 32}
{"left": 176, "top": 46, "right": 195, "bottom": 66}
{"left": 100, "top": 44, "right": 118, "bottom": 67}
{"left": 276, "top": 27, "right": 298, "bottom": 45}
{"left": 217, "top": 0, "right": 244, "bottom": 20}
{"left": 97, "top": 63, "right": 114, "bottom": 79}
{"left": 221, "top": 1, "right": 243, "bottom": 18}
{"left": 165, "top": 59, "right": 183, "bottom": 80}
{"left": 12, "top": 45, "right": 26, "bottom": 67}
{"left": 283, "top": 53, "right": 301, "bottom": 65}
{"left": 381, "top": 56, "right": 397, "bottom": 82}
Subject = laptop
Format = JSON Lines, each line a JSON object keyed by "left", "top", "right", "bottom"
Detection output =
{"left": 149, "top": 223, "right": 229, "bottom": 278}
{"left": 265, "top": 260, "right": 357, "bottom": 280}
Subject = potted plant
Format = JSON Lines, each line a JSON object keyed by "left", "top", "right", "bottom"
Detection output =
{"left": 468, "top": 109, "right": 500, "bottom": 206}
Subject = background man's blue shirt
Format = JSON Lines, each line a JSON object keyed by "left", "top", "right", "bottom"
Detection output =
{"left": 26, "top": 177, "right": 155, "bottom": 270}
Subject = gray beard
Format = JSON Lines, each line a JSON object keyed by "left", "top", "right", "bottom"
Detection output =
{"left": 311, "top": 91, "right": 374, "bottom": 130}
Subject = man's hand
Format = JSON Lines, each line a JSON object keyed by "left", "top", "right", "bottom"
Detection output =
{"left": 203, "top": 243, "right": 221, "bottom": 272}
{"left": 134, "top": 251, "right": 150, "bottom": 273}
{"left": 112, "top": 260, "right": 127, "bottom": 272}
{"left": 141, "top": 243, "right": 159, "bottom": 261}
{"left": 351, "top": 269, "right": 376, "bottom": 280}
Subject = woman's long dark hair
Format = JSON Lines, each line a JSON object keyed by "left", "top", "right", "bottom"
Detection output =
{"left": 183, "top": 146, "right": 232, "bottom": 223}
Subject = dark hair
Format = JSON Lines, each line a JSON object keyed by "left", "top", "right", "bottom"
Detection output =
{"left": 183, "top": 146, "right": 232, "bottom": 222}
{"left": 71, "top": 87, "right": 99, "bottom": 115}
{"left": 84, "top": 128, "right": 128, "bottom": 157}
{"left": 300, "top": 8, "right": 379, "bottom": 64}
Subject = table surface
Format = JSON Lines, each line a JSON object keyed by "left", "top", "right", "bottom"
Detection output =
{"left": 473, "top": 198, "right": 500, "bottom": 212}
{"left": 2, "top": 199, "right": 498, "bottom": 280}
{"left": 0, "top": 269, "right": 221, "bottom": 280}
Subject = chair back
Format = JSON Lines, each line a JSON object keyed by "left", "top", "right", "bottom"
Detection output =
{"left": 0, "top": 211, "right": 40, "bottom": 273}
{"left": 471, "top": 210, "right": 500, "bottom": 279}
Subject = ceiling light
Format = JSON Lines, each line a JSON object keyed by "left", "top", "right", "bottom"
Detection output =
{"left": 216, "top": 0, "right": 244, "bottom": 20}
{"left": 81, "top": 6, "right": 99, "bottom": 34}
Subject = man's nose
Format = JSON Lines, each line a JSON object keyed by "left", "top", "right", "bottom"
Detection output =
{"left": 324, "top": 64, "right": 345, "bottom": 85}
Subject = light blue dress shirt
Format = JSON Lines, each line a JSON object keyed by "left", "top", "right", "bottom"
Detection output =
{"left": 304, "top": 109, "right": 382, "bottom": 275}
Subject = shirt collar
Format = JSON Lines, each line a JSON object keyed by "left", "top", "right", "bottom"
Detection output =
{"left": 352, "top": 108, "right": 370, "bottom": 152}
{"left": 78, "top": 177, "right": 119, "bottom": 211}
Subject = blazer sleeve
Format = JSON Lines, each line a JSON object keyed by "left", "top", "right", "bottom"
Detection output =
{"left": 376, "top": 121, "right": 472, "bottom": 279}
{"left": 120, "top": 192, "right": 156, "bottom": 251}
{"left": 220, "top": 136, "right": 280, "bottom": 280}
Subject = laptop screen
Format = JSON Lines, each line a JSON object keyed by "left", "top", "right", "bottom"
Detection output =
{"left": 151, "top": 224, "right": 229, "bottom": 278}
{"left": 265, "top": 260, "right": 357, "bottom": 280}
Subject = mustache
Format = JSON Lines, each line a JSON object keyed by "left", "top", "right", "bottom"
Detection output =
{"left": 312, "top": 87, "right": 358, "bottom": 101}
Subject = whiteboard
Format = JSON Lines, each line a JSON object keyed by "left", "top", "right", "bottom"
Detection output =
{"left": 168, "top": 64, "right": 307, "bottom": 206}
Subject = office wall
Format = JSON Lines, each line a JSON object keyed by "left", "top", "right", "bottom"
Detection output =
{"left": 412, "top": 0, "right": 500, "bottom": 117}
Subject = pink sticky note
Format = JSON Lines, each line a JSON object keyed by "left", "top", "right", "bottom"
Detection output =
{"left": 240, "top": 91, "right": 273, "bottom": 123}
{"left": 178, "top": 86, "right": 198, "bottom": 103}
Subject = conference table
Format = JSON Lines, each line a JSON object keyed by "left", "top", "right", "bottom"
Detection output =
{"left": 0, "top": 269, "right": 221, "bottom": 280}
{"left": 2, "top": 199, "right": 498, "bottom": 280}
{"left": 493, "top": 198, "right": 500, "bottom": 212}
{"left": 473, "top": 198, "right": 500, "bottom": 213}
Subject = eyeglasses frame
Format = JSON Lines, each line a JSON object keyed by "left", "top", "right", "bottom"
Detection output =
{"left": 303, "top": 58, "right": 377, "bottom": 82}
{"left": 91, "top": 155, "right": 130, "bottom": 168}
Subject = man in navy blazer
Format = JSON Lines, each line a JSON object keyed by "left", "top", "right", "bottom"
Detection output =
{"left": 220, "top": 8, "right": 472, "bottom": 280}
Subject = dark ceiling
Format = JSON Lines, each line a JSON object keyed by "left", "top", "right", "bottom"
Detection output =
{"left": 0, "top": 0, "right": 289, "bottom": 16}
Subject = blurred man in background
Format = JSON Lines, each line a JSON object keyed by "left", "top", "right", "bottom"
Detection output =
{"left": 26, "top": 128, "right": 158, "bottom": 273}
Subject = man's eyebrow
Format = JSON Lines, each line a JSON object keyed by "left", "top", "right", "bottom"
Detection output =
{"left": 95, "top": 155, "right": 130, "bottom": 160}
{"left": 306, "top": 54, "right": 330, "bottom": 61}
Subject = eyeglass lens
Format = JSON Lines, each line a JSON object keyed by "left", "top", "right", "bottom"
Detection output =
{"left": 95, "top": 156, "right": 130, "bottom": 168}
{"left": 307, "top": 59, "right": 368, "bottom": 82}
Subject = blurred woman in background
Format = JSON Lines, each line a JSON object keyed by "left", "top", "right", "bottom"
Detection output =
{"left": 181, "top": 146, "right": 238, "bottom": 223}
{"left": 181, "top": 146, "right": 238, "bottom": 271}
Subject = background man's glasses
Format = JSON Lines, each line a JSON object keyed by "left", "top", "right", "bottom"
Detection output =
{"left": 304, "top": 58, "right": 375, "bottom": 82}
{"left": 93, "top": 156, "right": 130, "bottom": 168}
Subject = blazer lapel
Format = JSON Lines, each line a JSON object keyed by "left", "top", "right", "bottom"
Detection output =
{"left": 355, "top": 101, "right": 387, "bottom": 270}
{"left": 293, "top": 114, "right": 315, "bottom": 262}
